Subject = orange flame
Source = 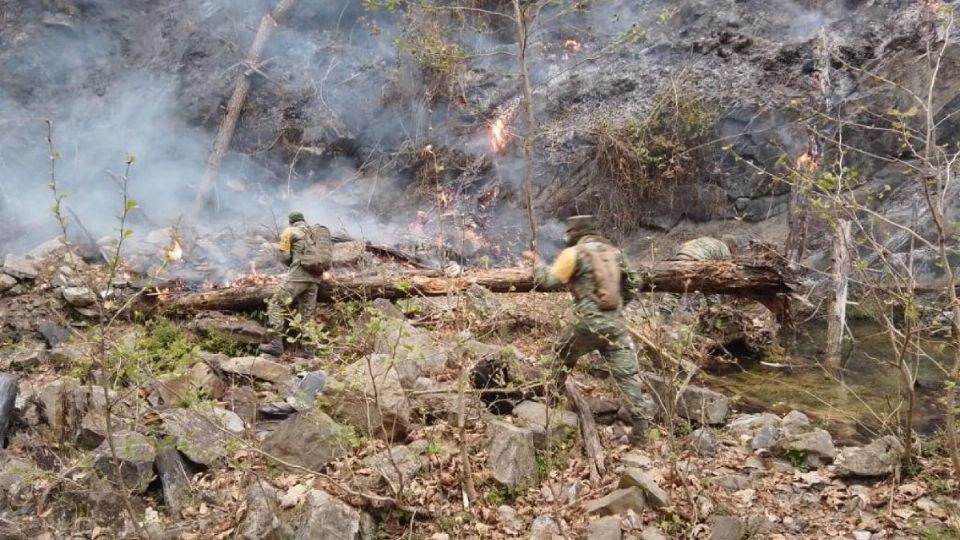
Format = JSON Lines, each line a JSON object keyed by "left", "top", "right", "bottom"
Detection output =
{"left": 564, "top": 39, "right": 582, "bottom": 53}
{"left": 489, "top": 117, "right": 509, "bottom": 154}
{"left": 796, "top": 151, "right": 818, "bottom": 172}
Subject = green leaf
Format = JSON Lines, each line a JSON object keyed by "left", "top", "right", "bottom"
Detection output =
{"left": 126, "top": 198, "right": 139, "bottom": 211}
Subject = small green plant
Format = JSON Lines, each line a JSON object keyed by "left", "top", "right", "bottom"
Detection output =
{"left": 657, "top": 6, "right": 679, "bottom": 24}
{"left": 110, "top": 318, "right": 197, "bottom": 384}
{"left": 922, "top": 529, "right": 960, "bottom": 540}
{"left": 784, "top": 449, "right": 810, "bottom": 470}
{"left": 197, "top": 334, "right": 255, "bottom": 357}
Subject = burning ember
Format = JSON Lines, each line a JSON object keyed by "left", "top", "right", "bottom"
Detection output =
{"left": 564, "top": 39, "right": 582, "bottom": 53}
{"left": 796, "top": 150, "right": 818, "bottom": 172}
{"left": 489, "top": 116, "right": 509, "bottom": 154}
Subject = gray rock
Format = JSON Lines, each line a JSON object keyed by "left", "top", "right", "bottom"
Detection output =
{"left": 160, "top": 407, "right": 244, "bottom": 465}
{"left": 497, "top": 505, "right": 523, "bottom": 532}
{"left": 689, "top": 428, "right": 718, "bottom": 457}
{"left": 619, "top": 468, "right": 670, "bottom": 508}
{"left": 0, "top": 273, "right": 16, "bottom": 292}
{"left": 288, "top": 371, "right": 327, "bottom": 411}
{"left": 775, "top": 428, "right": 837, "bottom": 466}
{"left": 295, "top": 489, "right": 373, "bottom": 540}
{"left": 372, "top": 316, "right": 447, "bottom": 387}
{"left": 187, "top": 359, "right": 225, "bottom": 400}
{"left": 641, "top": 372, "right": 731, "bottom": 425}
{"left": 37, "top": 376, "right": 88, "bottom": 443}
{"left": 709, "top": 516, "right": 745, "bottom": 540}
{"left": 325, "top": 354, "right": 412, "bottom": 439}
{"left": 0, "top": 456, "right": 40, "bottom": 503}
{"left": 587, "top": 515, "right": 622, "bottom": 540}
{"left": 408, "top": 376, "right": 471, "bottom": 424}
{"left": 530, "top": 515, "right": 560, "bottom": 540}
{"left": 711, "top": 474, "right": 752, "bottom": 493}
{"left": 622, "top": 451, "right": 653, "bottom": 469}
{"left": 585, "top": 487, "right": 647, "bottom": 516}
{"left": 356, "top": 442, "right": 426, "bottom": 490}
{"left": 93, "top": 431, "right": 156, "bottom": 492}
{"left": 0, "top": 374, "right": 17, "bottom": 447}
{"left": 512, "top": 400, "right": 579, "bottom": 449}
{"left": 332, "top": 241, "right": 365, "bottom": 265}
{"left": 218, "top": 356, "right": 290, "bottom": 383}
{"left": 835, "top": 435, "right": 905, "bottom": 477}
{"left": 261, "top": 409, "right": 351, "bottom": 470}
{"left": 37, "top": 320, "right": 72, "bottom": 348}
{"left": 156, "top": 447, "right": 191, "bottom": 518}
{"left": 852, "top": 531, "right": 871, "bottom": 540}
{"left": 781, "top": 410, "right": 811, "bottom": 434}
{"left": 751, "top": 424, "right": 781, "bottom": 450}
{"left": 155, "top": 374, "right": 200, "bottom": 406}
{"left": 190, "top": 313, "right": 267, "bottom": 345}
{"left": 641, "top": 527, "right": 669, "bottom": 540}
{"left": 62, "top": 287, "right": 97, "bottom": 307}
{"left": 727, "top": 413, "right": 781, "bottom": 436}
{"left": 238, "top": 480, "right": 280, "bottom": 540}
{"left": 2, "top": 255, "right": 37, "bottom": 280}
{"left": 486, "top": 420, "right": 538, "bottom": 488}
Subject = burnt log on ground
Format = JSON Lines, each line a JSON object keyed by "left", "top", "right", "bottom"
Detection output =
{"left": 159, "top": 260, "right": 797, "bottom": 313}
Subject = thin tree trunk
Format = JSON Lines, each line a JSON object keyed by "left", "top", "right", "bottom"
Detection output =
{"left": 825, "top": 219, "right": 851, "bottom": 371}
{"left": 512, "top": 0, "right": 538, "bottom": 253}
{"left": 190, "top": 0, "right": 300, "bottom": 221}
{"left": 564, "top": 379, "right": 605, "bottom": 483}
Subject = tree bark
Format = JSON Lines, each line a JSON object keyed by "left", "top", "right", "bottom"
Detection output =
{"left": 189, "top": 0, "right": 300, "bottom": 221}
{"left": 159, "top": 260, "right": 796, "bottom": 313}
{"left": 825, "top": 219, "right": 851, "bottom": 371}
{"left": 512, "top": 0, "right": 539, "bottom": 252}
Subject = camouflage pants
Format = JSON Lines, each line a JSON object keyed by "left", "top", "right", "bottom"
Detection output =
{"left": 266, "top": 280, "right": 319, "bottom": 336}
{"left": 552, "top": 316, "right": 649, "bottom": 421}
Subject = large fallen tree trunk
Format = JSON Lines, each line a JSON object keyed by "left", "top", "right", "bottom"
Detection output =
{"left": 160, "top": 260, "right": 797, "bottom": 313}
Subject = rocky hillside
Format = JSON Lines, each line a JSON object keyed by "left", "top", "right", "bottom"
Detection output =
{"left": 1, "top": 1, "right": 958, "bottom": 269}
{"left": 0, "top": 248, "right": 958, "bottom": 539}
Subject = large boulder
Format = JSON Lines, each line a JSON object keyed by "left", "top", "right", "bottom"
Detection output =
{"left": 0, "top": 273, "right": 17, "bottom": 292}
{"left": 160, "top": 407, "right": 244, "bottom": 465}
{"left": 486, "top": 420, "right": 538, "bottom": 489}
{"left": 324, "top": 354, "right": 412, "bottom": 439}
{"left": 641, "top": 372, "right": 731, "bottom": 425}
{"left": 93, "top": 431, "right": 157, "bottom": 493}
{"left": 36, "top": 376, "right": 89, "bottom": 443}
{"left": 835, "top": 435, "right": 905, "bottom": 477}
{"left": 261, "top": 409, "right": 352, "bottom": 470}
{"left": 61, "top": 287, "right": 97, "bottom": 308}
{"left": 586, "top": 515, "right": 623, "bottom": 540}
{"left": 295, "top": 489, "right": 374, "bottom": 540}
{"left": 512, "top": 400, "right": 579, "bottom": 449}
{"left": 775, "top": 428, "right": 837, "bottom": 467}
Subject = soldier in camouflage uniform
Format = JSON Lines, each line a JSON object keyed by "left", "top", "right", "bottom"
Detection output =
{"left": 259, "top": 212, "right": 323, "bottom": 356}
{"left": 673, "top": 236, "right": 734, "bottom": 261}
{"left": 523, "top": 215, "right": 651, "bottom": 443}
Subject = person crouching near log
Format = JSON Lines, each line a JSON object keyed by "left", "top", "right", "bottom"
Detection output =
{"left": 522, "top": 215, "right": 652, "bottom": 444}
{"left": 259, "top": 211, "right": 332, "bottom": 357}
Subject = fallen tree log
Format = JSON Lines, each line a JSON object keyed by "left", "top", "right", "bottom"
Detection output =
{"left": 159, "top": 260, "right": 797, "bottom": 313}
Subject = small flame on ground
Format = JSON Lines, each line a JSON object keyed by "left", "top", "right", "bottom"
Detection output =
{"left": 165, "top": 240, "right": 183, "bottom": 262}
{"left": 796, "top": 151, "right": 818, "bottom": 172}
{"left": 564, "top": 39, "right": 582, "bottom": 53}
{"left": 489, "top": 117, "right": 509, "bottom": 154}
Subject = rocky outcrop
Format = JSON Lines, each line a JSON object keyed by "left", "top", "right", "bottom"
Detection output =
{"left": 641, "top": 372, "right": 730, "bottom": 425}
{"left": 512, "top": 400, "right": 579, "bottom": 449}
{"left": 218, "top": 356, "right": 290, "bottom": 384}
{"left": 619, "top": 468, "right": 670, "bottom": 508}
{"left": 584, "top": 487, "right": 646, "bottom": 516}
{"left": 160, "top": 406, "right": 245, "bottom": 465}
{"left": 295, "top": 489, "right": 373, "bottom": 540}
{"left": 238, "top": 480, "right": 281, "bottom": 540}
{"left": 371, "top": 312, "right": 447, "bottom": 387}
{"left": 2, "top": 255, "right": 37, "bottom": 280}
{"left": 586, "top": 516, "right": 623, "bottom": 540}
{"left": 93, "top": 431, "right": 157, "bottom": 493}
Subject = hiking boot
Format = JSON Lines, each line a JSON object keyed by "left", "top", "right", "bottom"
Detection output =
{"left": 258, "top": 336, "right": 283, "bottom": 357}
{"left": 628, "top": 417, "right": 649, "bottom": 445}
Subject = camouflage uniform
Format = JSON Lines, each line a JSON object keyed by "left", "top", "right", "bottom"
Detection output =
{"left": 533, "top": 217, "right": 650, "bottom": 426}
{"left": 673, "top": 237, "right": 732, "bottom": 261}
{"left": 262, "top": 213, "right": 322, "bottom": 355}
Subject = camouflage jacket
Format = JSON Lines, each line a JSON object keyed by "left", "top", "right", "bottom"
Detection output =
{"left": 674, "top": 237, "right": 731, "bottom": 261}
{"left": 533, "top": 235, "right": 642, "bottom": 320}
{"left": 278, "top": 222, "right": 321, "bottom": 283}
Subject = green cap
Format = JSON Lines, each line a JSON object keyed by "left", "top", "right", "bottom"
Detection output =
{"left": 288, "top": 211, "right": 305, "bottom": 224}
{"left": 566, "top": 215, "right": 596, "bottom": 232}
